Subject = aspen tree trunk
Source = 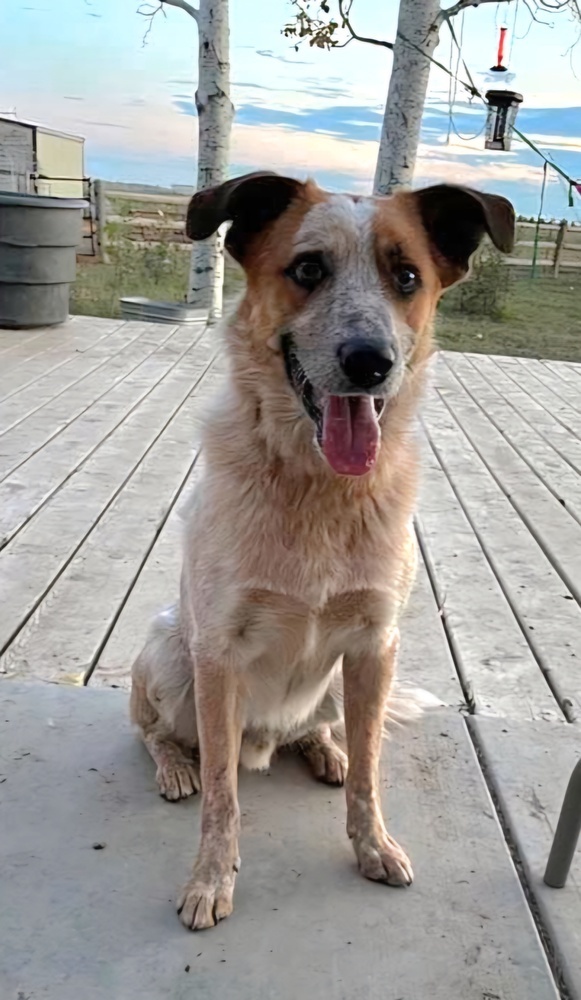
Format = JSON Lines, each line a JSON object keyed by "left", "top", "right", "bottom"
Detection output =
{"left": 187, "top": 0, "right": 234, "bottom": 319}
{"left": 373, "top": 0, "right": 442, "bottom": 195}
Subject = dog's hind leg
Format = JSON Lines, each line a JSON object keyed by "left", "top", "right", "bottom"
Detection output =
{"left": 289, "top": 672, "right": 348, "bottom": 786}
{"left": 296, "top": 724, "right": 348, "bottom": 786}
{"left": 130, "top": 605, "right": 200, "bottom": 801}
{"left": 142, "top": 729, "right": 201, "bottom": 802}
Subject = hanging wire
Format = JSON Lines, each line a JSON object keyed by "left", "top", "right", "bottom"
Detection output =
{"left": 446, "top": 8, "right": 471, "bottom": 142}
{"left": 508, "top": 0, "right": 520, "bottom": 62}
{"left": 531, "top": 161, "right": 549, "bottom": 279}
{"left": 446, "top": 27, "right": 454, "bottom": 143}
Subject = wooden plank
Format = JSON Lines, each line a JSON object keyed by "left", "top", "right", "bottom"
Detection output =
{"left": 90, "top": 462, "right": 203, "bottom": 690}
{"left": 434, "top": 362, "right": 581, "bottom": 608}
{"left": 518, "top": 358, "right": 581, "bottom": 419}
{"left": 397, "top": 540, "right": 464, "bottom": 707}
{"left": 466, "top": 354, "right": 581, "bottom": 476}
{"left": 0, "top": 321, "right": 154, "bottom": 440}
{"left": 0, "top": 324, "right": 204, "bottom": 547}
{"left": 417, "top": 423, "right": 558, "bottom": 721}
{"left": 0, "top": 316, "right": 122, "bottom": 388}
{"left": 1, "top": 375, "right": 218, "bottom": 683}
{"left": 0, "top": 684, "right": 562, "bottom": 1000}
{"left": 424, "top": 383, "right": 581, "bottom": 722}
{"left": 0, "top": 322, "right": 183, "bottom": 478}
{"left": 0, "top": 327, "right": 51, "bottom": 356}
{"left": 541, "top": 359, "right": 581, "bottom": 386}
{"left": 0, "top": 337, "right": 218, "bottom": 662}
{"left": 492, "top": 357, "right": 581, "bottom": 440}
{"left": 471, "top": 716, "right": 581, "bottom": 1000}
{"left": 0, "top": 318, "right": 126, "bottom": 404}
{"left": 445, "top": 353, "right": 581, "bottom": 526}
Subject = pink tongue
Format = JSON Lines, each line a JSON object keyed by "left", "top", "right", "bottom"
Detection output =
{"left": 321, "top": 395, "right": 381, "bottom": 476}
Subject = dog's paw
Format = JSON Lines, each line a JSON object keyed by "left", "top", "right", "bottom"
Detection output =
{"left": 353, "top": 831, "right": 413, "bottom": 886}
{"left": 305, "top": 738, "right": 348, "bottom": 786}
{"left": 156, "top": 757, "right": 200, "bottom": 801}
{"left": 177, "top": 859, "right": 239, "bottom": 931}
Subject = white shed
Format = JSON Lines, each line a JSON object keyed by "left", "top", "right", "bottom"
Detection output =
{"left": 0, "top": 115, "right": 85, "bottom": 198}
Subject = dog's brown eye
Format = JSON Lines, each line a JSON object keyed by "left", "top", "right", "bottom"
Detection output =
{"left": 394, "top": 267, "right": 419, "bottom": 295}
{"left": 286, "top": 254, "right": 327, "bottom": 291}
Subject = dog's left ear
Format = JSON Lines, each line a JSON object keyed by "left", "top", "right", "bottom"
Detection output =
{"left": 186, "top": 171, "right": 305, "bottom": 262}
{"left": 412, "top": 184, "right": 515, "bottom": 286}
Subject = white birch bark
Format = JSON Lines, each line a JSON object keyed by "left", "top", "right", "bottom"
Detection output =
{"left": 373, "top": 0, "right": 442, "bottom": 196}
{"left": 161, "top": 0, "right": 234, "bottom": 320}
{"left": 188, "top": 0, "right": 233, "bottom": 319}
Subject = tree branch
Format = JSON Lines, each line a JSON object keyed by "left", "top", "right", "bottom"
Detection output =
{"left": 337, "top": 0, "right": 393, "bottom": 49}
{"left": 283, "top": 0, "right": 393, "bottom": 51}
{"left": 138, "top": 0, "right": 198, "bottom": 46}
{"left": 160, "top": 0, "right": 199, "bottom": 19}
{"left": 443, "top": 0, "right": 515, "bottom": 21}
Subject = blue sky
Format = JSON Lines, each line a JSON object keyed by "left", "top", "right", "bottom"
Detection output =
{"left": 1, "top": 0, "right": 580, "bottom": 219}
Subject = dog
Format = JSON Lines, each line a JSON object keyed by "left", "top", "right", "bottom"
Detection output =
{"left": 130, "top": 172, "right": 514, "bottom": 931}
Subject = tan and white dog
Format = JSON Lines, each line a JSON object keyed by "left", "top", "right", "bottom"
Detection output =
{"left": 130, "top": 172, "right": 514, "bottom": 931}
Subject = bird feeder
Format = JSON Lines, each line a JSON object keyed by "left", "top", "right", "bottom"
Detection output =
{"left": 484, "top": 26, "right": 523, "bottom": 151}
{"left": 484, "top": 90, "right": 523, "bottom": 151}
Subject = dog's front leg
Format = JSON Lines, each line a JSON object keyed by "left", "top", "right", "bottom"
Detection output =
{"left": 178, "top": 664, "right": 243, "bottom": 931}
{"left": 343, "top": 627, "right": 413, "bottom": 886}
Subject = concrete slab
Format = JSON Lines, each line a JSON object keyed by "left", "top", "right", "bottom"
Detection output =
{"left": 0, "top": 683, "right": 560, "bottom": 999}
{"left": 471, "top": 716, "right": 581, "bottom": 999}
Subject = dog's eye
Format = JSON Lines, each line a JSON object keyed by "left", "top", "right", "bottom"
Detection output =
{"left": 286, "top": 254, "right": 327, "bottom": 291}
{"left": 394, "top": 267, "right": 420, "bottom": 295}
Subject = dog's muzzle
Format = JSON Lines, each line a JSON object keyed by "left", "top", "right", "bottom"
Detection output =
{"left": 281, "top": 334, "right": 387, "bottom": 478}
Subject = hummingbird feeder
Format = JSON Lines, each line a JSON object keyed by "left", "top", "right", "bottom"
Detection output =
{"left": 484, "top": 26, "right": 523, "bottom": 151}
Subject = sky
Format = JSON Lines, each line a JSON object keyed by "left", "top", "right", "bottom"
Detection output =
{"left": 1, "top": 0, "right": 580, "bottom": 220}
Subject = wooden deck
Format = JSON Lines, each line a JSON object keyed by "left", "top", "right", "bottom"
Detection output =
{"left": 2, "top": 314, "right": 581, "bottom": 721}
{"left": 1, "top": 315, "right": 581, "bottom": 998}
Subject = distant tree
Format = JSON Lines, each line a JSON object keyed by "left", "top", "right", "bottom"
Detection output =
{"left": 284, "top": 0, "right": 581, "bottom": 195}
{"left": 141, "top": 0, "right": 234, "bottom": 320}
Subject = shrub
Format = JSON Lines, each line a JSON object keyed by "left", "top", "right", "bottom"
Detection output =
{"left": 442, "top": 241, "right": 513, "bottom": 321}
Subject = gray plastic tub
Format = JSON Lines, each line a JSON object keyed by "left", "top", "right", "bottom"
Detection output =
{"left": 0, "top": 191, "right": 86, "bottom": 329}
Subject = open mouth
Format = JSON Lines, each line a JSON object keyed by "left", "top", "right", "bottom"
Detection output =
{"left": 281, "top": 335, "right": 385, "bottom": 477}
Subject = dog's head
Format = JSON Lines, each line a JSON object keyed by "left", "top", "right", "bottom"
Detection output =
{"left": 187, "top": 172, "right": 514, "bottom": 477}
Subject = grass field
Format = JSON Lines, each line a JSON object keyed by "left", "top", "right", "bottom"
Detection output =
{"left": 437, "top": 271, "right": 581, "bottom": 361}
{"left": 71, "top": 251, "right": 581, "bottom": 362}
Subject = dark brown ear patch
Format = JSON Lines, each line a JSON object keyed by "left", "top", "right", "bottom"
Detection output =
{"left": 413, "top": 184, "right": 515, "bottom": 282}
{"left": 186, "top": 172, "right": 304, "bottom": 262}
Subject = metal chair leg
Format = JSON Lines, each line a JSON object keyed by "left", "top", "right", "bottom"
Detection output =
{"left": 544, "top": 759, "right": 581, "bottom": 888}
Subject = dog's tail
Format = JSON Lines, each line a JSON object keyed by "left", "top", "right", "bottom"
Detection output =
{"left": 383, "top": 683, "right": 445, "bottom": 729}
{"left": 330, "top": 681, "right": 444, "bottom": 747}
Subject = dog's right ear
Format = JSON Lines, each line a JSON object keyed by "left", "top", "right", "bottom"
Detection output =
{"left": 186, "top": 171, "right": 305, "bottom": 262}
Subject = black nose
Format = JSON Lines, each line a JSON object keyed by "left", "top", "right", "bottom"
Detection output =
{"left": 338, "top": 341, "right": 395, "bottom": 390}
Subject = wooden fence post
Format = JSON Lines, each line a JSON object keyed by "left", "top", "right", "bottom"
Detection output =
{"left": 554, "top": 220, "right": 568, "bottom": 279}
{"left": 94, "top": 179, "right": 109, "bottom": 263}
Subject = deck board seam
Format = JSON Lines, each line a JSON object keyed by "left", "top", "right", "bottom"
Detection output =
{"left": 0, "top": 318, "right": 123, "bottom": 382}
{"left": 0, "top": 345, "right": 219, "bottom": 661}
{"left": 413, "top": 513, "right": 474, "bottom": 713}
{"left": 512, "top": 357, "right": 581, "bottom": 423}
{"left": 467, "top": 718, "right": 573, "bottom": 1000}
{"left": 84, "top": 451, "right": 202, "bottom": 684}
{"left": 0, "top": 326, "right": 209, "bottom": 549}
{"left": 433, "top": 378, "right": 581, "bottom": 610}
{"left": 442, "top": 355, "right": 581, "bottom": 531}
{"left": 421, "top": 415, "right": 573, "bottom": 723}
{"left": 463, "top": 354, "right": 581, "bottom": 478}
{"left": 0, "top": 320, "right": 127, "bottom": 404}
{"left": 0, "top": 321, "right": 150, "bottom": 436}
{"left": 483, "top": 357, "right": 581, "bottom": 444}
{"left": 0, "top": 323, "right": 185, "bottom": 481}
